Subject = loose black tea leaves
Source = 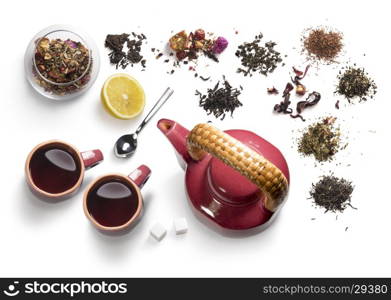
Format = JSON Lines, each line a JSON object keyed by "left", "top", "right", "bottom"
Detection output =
{"left": 310, "top": 175, "right": 354, "bottom": 213}
{"left": 236, "top": 33, "right": 283, "bottom": 77}
{"left": 302, "top": 27, "right": 343, "bottom": 63}
{"left": 33, "top": 37, "right": 91, "bottom": 95}
{"left": 105, "top": 33, "right": 147, "bottom": 69}
{"left": 298, "top": 117, "right": 341, "bottom": 162}
{"left": 196, "top": 77, "right": 242, "bottom": 120}
{"left": 335, "top": 65, "right": 377, "bottom": 102}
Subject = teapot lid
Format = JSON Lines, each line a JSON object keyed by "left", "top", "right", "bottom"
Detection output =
{"left": 185, "top": 129, "right": 289, "bottom": 230}
{"left": 208, "top": 150, "right": 261, "bottom": 206}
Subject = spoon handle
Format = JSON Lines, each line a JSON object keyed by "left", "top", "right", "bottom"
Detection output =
{"left": 135, "top": 87, "right": 174, "bottom": 135}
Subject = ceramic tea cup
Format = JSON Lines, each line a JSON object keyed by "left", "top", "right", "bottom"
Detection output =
{"left": 83, "top": 165, "right": 151, "bottom": 233}
{"left": 25, "top": 140, "right": 103, "bottom": 200}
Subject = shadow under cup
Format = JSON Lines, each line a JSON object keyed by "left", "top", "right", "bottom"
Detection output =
{"left": 84, "top": 175, "right": 143, "bottom": 232}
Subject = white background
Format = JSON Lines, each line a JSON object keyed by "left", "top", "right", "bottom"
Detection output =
{"left": 1, "top": 0, "right": 390, "bottom": 277}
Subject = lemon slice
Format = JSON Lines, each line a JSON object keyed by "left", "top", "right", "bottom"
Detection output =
{"left": 101, "top": 74, "right": 145, "bottom": 119}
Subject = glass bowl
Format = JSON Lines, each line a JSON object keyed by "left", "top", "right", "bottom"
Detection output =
{"left": 24, "top": 25, "right": 100, "bottom": 100}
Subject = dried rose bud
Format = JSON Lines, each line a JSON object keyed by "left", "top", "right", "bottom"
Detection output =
{"left": 169, "top": 31, "right": 188, "bottom": 52}
{"left": 211, "top": 36, "right": 228, "bottom": 54}
{"left": 296, "top": 84, "right": 306, "bottom": 96}
{"left": 176, "top": 50, "right": 187, "bottom": 61}
{"left": 65, "top": 39, "right": 78, "bottom": 49}
{"left": 194, "top": 29, "right": 205, "bottom": 41}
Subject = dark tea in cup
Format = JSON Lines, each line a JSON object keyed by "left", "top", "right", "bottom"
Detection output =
{"left": 86, "top": 177, "right": 140, "bottom": 227}
{"left": 25, "top": 140, "right": 103, "bottom": 200}
{"left": 83, "top": 165, "right": 151, "bottom": 233}
{"left": 29, "top": 145, "right": 81, "bottom": 194}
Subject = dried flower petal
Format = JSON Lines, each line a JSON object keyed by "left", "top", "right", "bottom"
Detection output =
{"left": 212, "top": 36, "right": 228, "bottom": 54}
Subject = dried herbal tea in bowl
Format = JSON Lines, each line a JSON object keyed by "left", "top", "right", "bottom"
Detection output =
{"left": 33, "top": 38, "right": 91, "bottom": 95}
{"left": 298, "top": 117, "right": 342, "bottom": 162}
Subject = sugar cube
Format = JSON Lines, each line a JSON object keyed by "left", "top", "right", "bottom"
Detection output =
{"left": 150, "top": 222, "right": 167, "bottom": 241}
{"left": 174, "top": 217, "right": 188, "bottom": 235}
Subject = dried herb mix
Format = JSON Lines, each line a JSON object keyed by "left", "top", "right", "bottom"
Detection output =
{"left": 33, "top": 37, "right": 91, "bottom": 95}
{"left": 169, "top": 29, "right": 227, "bottom": 62}
{"left": 155, "top": 29, "right": 228, "bottom": 76}
{"left": 336, "top": 65, "right": 377, "bottom": 102}
{"left": 310, "top": 175, "right": 354, "bottom": 212}
{"left": 105, "top": 33, "right": 147, "bottom": 69}
{"left": 298, "top": 117, "right": 341, "bottom": 162}
{"left": 302, "top": 27, "right": 343, "bottom": 63}
{"left": 196, "top": 77, "right": 242, "bottom": 120}
{"left": 236, "top": 33, "right": 283, "bottom": 76}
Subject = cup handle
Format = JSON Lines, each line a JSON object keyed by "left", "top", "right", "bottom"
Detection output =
{"left": 81, "top": 150, "right": 104, "bottom": 170}
{"left": 129, "top": 165, "right": 151, "bottom": 189}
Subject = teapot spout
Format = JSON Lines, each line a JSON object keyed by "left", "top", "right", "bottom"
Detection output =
{"left": 157, "top": 119, "right": 192, "bottom": 168}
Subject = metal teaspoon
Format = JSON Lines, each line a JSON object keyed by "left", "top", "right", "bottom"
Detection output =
{"left": 114, "top": 87, "right": 174, "bottom": 158}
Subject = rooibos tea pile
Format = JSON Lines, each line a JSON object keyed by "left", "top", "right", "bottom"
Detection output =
{"left": 33, "top": 37, "right": 91, "bottom": 95}
{"left": 236, "top": 33, "right": 283, "bottom": 77}
{"left": 302, "top": 27, "right": 343, "bottom": 63}
{"left": 86, "top": 178, "right": 139, "bottom": 227}
{"left": 310, "top": 175, "right": 354, "bottom": 212}
{"left": 105, "top": 33, "right": 147, "bottom": 70}
{"left": 298, "top": 117, "right": 341, "bottom": 162}
{"left": 29, "top": 145, "right": 81, "bottom": 194}
{"left": 196, "top": 77, "right": 242, "bottom": 120}
{"left": 336, "top": 65, "right": 377, "bottom": 102}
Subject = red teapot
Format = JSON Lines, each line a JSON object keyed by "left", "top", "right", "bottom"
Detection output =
{"left": 157, "top": 119, "right": 290, "bottom": 232}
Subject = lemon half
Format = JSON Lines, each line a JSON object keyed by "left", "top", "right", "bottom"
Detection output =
{"left": 101, "top": 74, "right": 145, "bottom": 119}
